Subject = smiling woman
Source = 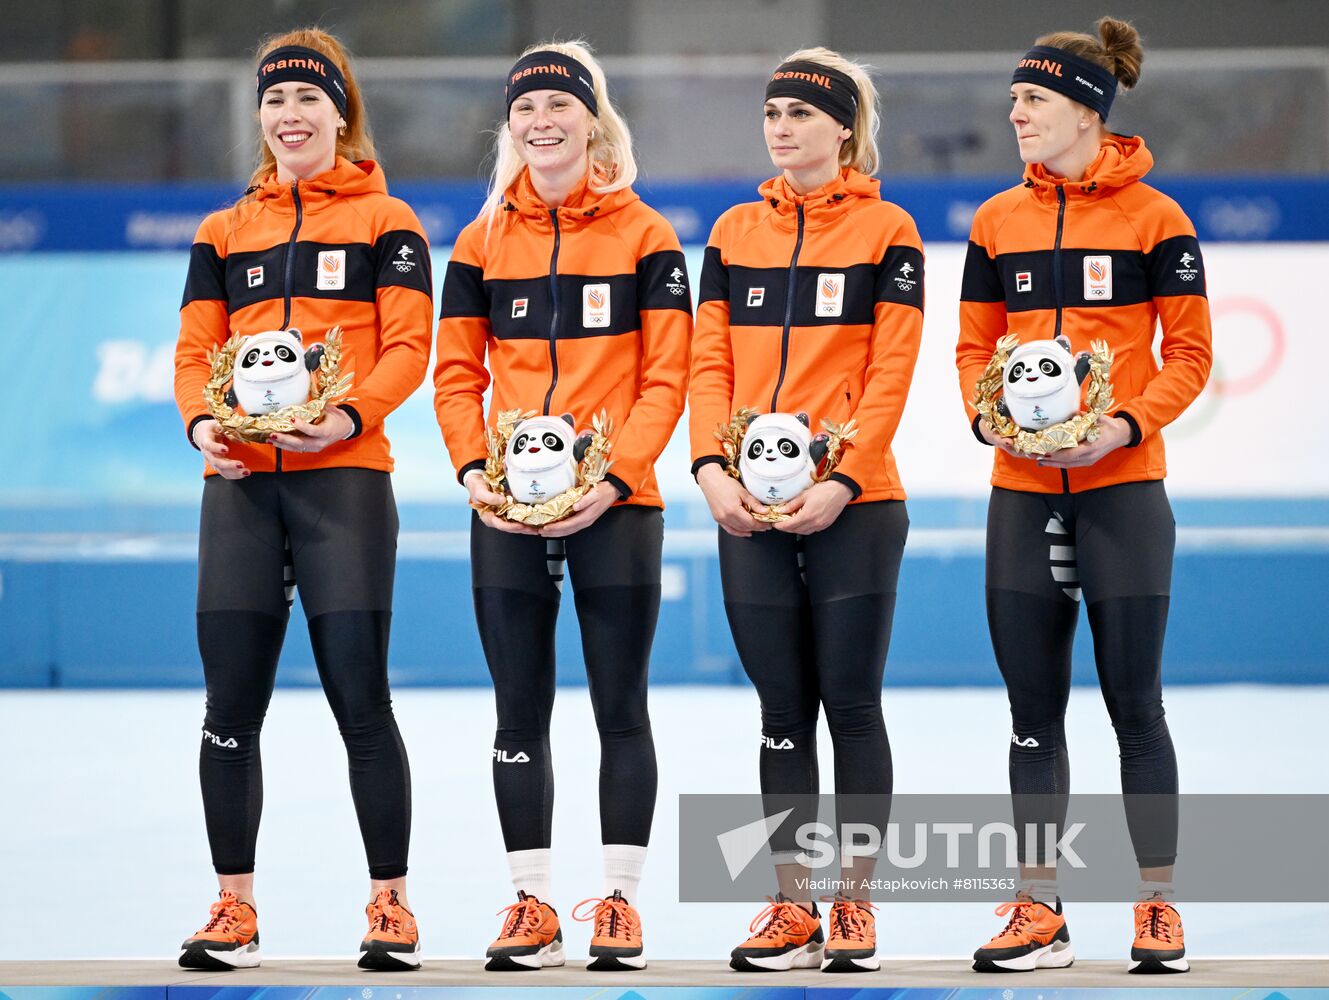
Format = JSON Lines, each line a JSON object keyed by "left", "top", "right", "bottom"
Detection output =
{"left": 432, "top": 38, "right": 692, "bottom": 974}
{"left": 171, "top": 25, "right": 434, "bottom": 973}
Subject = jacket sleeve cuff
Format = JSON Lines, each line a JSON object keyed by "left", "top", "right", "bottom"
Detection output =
{"left": 971, "top": 414, "right": 992, "bottom": 446}
{"left": 827, "top": 472, "right": 862, "bottom": 501}
{"left": 691, "top": 455, "right": 727, "bottom": 478}
{"left": 604, "top": 473, "right": 632, "bottom": 500}
{"left": 339, "top": 403, "right": 364, "bottom": 440}
{"left": 458, "top": 459, "right": 486, "bottom": 485}
{"left": 1117, "top": 411, "right": 1143, "bottom": 447}
{"left": 186, "top": 414, "right": 211, "bottom": 450}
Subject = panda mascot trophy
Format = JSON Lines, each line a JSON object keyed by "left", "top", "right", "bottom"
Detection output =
{"left": 204, "top": 326, "right": 352, "bottom": 443}
{"left": 716, "top": 409, "right": 858, "bottom": 522}
{"left": 973, "top": 333, "right": 1116, "bottom": 456}
{"left": 479, "top": 409, "right": 616, "bottom": 527}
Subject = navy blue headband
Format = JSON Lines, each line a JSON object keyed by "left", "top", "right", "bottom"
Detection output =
{"left": 257, "top": 46, "right": 348, "bottom": 117}
{"left": 766, "top": 60, "right": 858, "bottom": 130}
{"left": 1012, "top": 45, "right": 1118, "bottom": 120}
{"left": 505, "top": 51, "right": 599, "bottom": 117}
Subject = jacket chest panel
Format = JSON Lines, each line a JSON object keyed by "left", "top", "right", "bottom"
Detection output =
{"left": 224, "top": 239, "right": 376, "bottom": 311}
{"left": 727, "top": 262, "right": 876, "bottom": 327}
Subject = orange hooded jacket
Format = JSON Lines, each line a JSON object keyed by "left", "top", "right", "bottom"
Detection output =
{"left": 175, "top": 157, "right": 434, "bottom": 474}
{"left": 433, "top": 169, "right": 692, "bottom": 508}
{"left": 957, "top": 134, "right": 1213, "bottom": 493}
{"left": 689, "top": 168, "right": 924, "bottom": 502}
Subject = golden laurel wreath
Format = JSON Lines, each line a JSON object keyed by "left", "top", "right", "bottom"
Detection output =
{"left": 973, "top": 334, "right": 1116, "bottom": 456}
{"left": 479, "top": 409, "right": 615, "bottom": 526}
{"left": 203, "top": 327, "right": 355, "bottom": 444}
{"left": 714, "top": 407, "right": 860, "bottom": 523}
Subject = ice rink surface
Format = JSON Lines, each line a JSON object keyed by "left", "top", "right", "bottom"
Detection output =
{"left": 3, "top": 684, "right": 1325, "bottom": 963}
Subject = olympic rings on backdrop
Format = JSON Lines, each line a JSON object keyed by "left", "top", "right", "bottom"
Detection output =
{"left": 1207, "top": 297, "right": 1286, "bottom": 397}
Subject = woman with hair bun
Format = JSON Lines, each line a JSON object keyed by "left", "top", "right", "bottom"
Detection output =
{"left": 173, "top": 27, "right": 433, "bottom": 971}
{"left": 434, "top": 39, "right": 690, "bottom": 973}
{"left": 958, "top": 16, "right": 1211, "bottom": 975}
{"left": 689, "top": 46, "right": 923, "bottom": 974}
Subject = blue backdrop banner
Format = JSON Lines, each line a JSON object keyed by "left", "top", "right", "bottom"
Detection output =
{"left": 1, "top": 175, "right": 1323, "bottom": 252}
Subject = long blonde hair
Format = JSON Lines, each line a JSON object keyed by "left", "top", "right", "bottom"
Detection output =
{"left": 780, "top": 46, "right": 881, "bottom": 176}
{"left": 481, "top": 40, "right": 637, "bottom": 228}
{"left": 236, "top": 28, "right": 377, "bottom": 208}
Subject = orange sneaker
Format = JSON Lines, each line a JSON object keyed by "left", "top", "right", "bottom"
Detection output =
{"left": 573, "top": 890, "right": 645, "bottom": 971}
{"left": 1130, "top": 897, "right": 1188, "bottom": 973}
{"left": 358, "top": 888, "right": 421, "bottom": 970}
{"left": 821, "top": 892, "right": 878, "bottom": 972}
{"left": 729, "top": 893, "right": 824, "bottom": 972}
{"left": 485, "top": 891, "right": 565, "bottom": 971}
{"left": 178, "top": 889, "right": 260, "bottom": 970}
{"left": 972, "top": 895, "right": 1073, "bottom": 972}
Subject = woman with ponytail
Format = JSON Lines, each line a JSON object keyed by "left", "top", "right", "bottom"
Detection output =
{"left": 689, "top": 46, "right": 923, "bottom": 974}
{"left": 433, "top": 40, "right": 690, "bottom": 973}
{"left": 174, "top": 27, "right": 432, "bottom": 971}
{"left": 958, "top": 17, "right": 1211, "bottom": 975}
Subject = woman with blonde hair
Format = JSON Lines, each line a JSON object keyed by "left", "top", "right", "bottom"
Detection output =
{"left": 689, "top": 46, "right": 924, "bottom": 973}
{"left": 958, "top": 16, "right": 1210, "bottom": 975}
{"left": 174, "top": 26, "right": 432, "bottom": 971}
{"left": 434, "top": 40, "right": 691, "bottom": 972}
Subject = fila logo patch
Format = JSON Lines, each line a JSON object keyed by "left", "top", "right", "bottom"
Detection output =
{"left": 203, "top": 729, "right": 239, "bottom": 749}
{"left": 761, "top": 735, "right": 795, "bottom": 750}
{"left": 1011, "top": 733, "right": 1041, "bottom": 748}
{"left": 815, "top": 272, "right": 845, "bottom": 317}
{"left": 1016, "top": 270, "right": 1032, "bottom": 293}
{"left": 512, "top": 297, "right": 528, "bottom": 319}
{"left": 582, "top": 282, "right": 610, "bottom": 328}
{"left": 317, "top": 249, "right": 346, "bottom": 291}
{"left": 747, "top": 286, "right": 765, "bottom": 308}
{"left": 492, "top": 748, "right": 531, "bottom": 763}
{"left": 246, "top": 265, "right": 264, "bottom": 288}
{"left": 1083, "top": 255, "right": 1112, "bottom": 300}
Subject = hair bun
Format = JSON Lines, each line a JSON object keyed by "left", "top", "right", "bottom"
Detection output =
{"left": 1096, "top": 16, "right": 1143, "bottom": 89}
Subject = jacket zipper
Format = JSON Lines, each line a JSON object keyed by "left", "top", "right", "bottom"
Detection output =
{"left": 770, "top": 203, "right": 805, "bottom": 411}
{"left": 1053, "top": 186, "right": 1069, "bottom": 493}
{"left": 542, "top": 210, "right": 562, "bottom": 415}
{"left": 275, "top": 180, "right": 305, "bottom": 473}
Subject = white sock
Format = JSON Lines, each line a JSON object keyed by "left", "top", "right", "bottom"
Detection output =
{"left": 1019, "top": 878, "right": 1060, "bottom": 907}
{"left": 602, "top": 843, "right": 647, "bottom": 906}
{"left": 506, "top": 848, "right": 552, "bottom": 903}
{"left": 1138, "top": 879, "right": 1174, "bottom": 901}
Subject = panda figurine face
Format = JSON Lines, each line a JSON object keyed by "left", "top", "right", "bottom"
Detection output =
{"left": 231, "top": 330, "right": 312, "bottom": 415}
{"left": 1002, "top": 337, "right": 1082, "bottom": 430}
{"left": 739, "top": 413, "right": 815, "bottom": 503}
{"left": 505, "top": 415, "right": 578, "bottom": 503}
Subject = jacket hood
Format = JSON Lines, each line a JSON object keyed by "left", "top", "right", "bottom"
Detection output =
{"left": 253, "top": 157, "right": 388, "bottom": 210}
{"left": 502, "top": 166, "right": 641, "bottom": 230}
{"left": 1023, "top": 133, "right": 1153, "bottom": 201}
{"left": 757, "top": 168, "right": 882, "bottom": 228}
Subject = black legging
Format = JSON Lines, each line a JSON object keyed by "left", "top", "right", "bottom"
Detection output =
{"left": 471, "top": 504, "right": 662, "bottom": 852}
{"left": 196, "top": 468, "right": 411, "bottom": 879}
{"left": 718, "top": 501, "right": 908, "bottom": 855}
{"left": 986, "top": 481, "right": 1178, "bottom": 868}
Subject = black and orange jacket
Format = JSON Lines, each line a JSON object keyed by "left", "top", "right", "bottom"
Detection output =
{"left": 175, "top": 157, "right": 433, "bottom": 474}
{"left": 689, "top": 168, "right": 924, "bottom": 502}
{"left": 434, "top": 168, "right": 692, "bottom": 508}
{"left": 957, "top": 134, "right": 1212, "bottom": 493}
